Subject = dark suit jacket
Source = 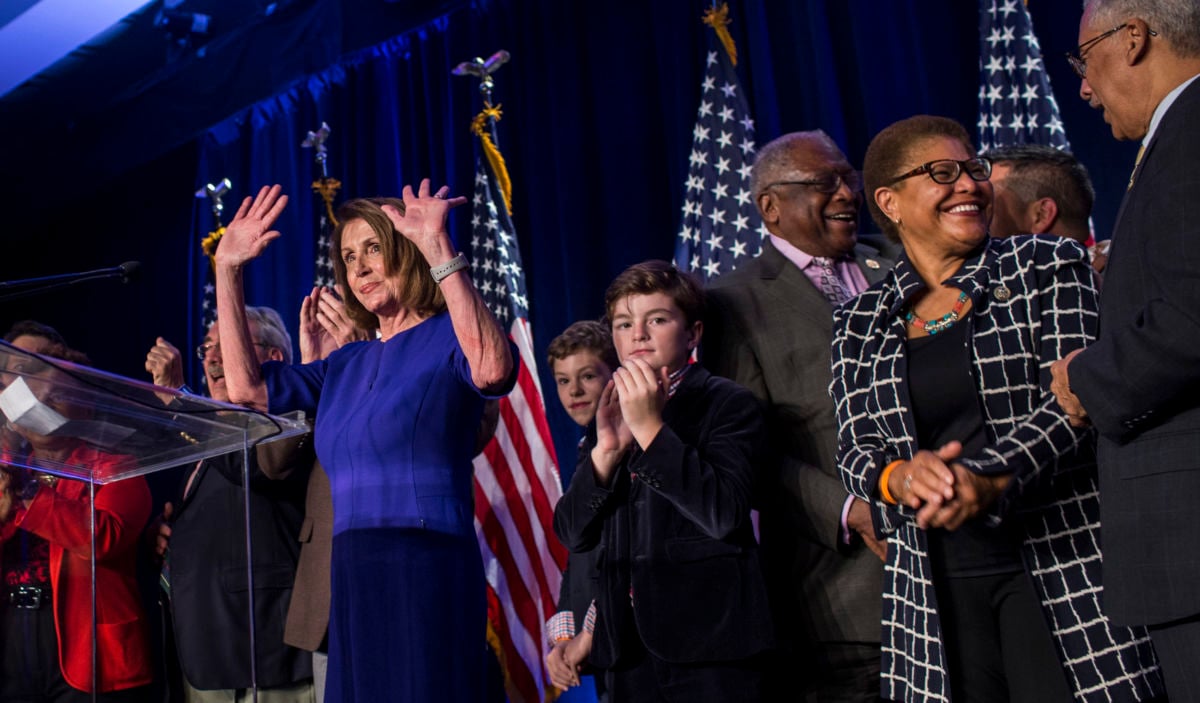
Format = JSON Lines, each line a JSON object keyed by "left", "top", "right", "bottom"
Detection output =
{"left": 1071, "top": 77, "right": 1200, "bottom": 627}
{"left": 553, "top": 366, "right": 773, "bottom": 668}
{"left": 168, "top": 435, "right": 313, "bottom": 689}
{"left": 557, "top": 435, "right": 601, "bottom": 636}
{"left": 703, "top": 237, "right": 894, "bottom": 652}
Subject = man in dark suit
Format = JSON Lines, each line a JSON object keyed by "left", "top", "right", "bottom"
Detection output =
{"left": 147, "top": 307, "right": 314, "bottom": 702}
{"left": 704, "top": 130, "right": 895, "bottom": 702}
{"left": 1050, "top": 1, "right": 1200, "bottom": 699}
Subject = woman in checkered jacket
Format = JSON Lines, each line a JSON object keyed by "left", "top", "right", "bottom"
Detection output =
{"left": 830, "top": 115, "right": 1164, "bottom": 703}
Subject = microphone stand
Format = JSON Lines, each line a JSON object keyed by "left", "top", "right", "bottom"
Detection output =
{"left": 0, "top": 263, "right": 140, "bottom": 303}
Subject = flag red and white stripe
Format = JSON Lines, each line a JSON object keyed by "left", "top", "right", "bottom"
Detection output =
{"left": 469, "top": 148, "right": 566, "bottom": 702}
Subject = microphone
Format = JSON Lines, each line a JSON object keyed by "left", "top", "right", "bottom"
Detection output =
{"left": 115, "top": 261, "right": 141, "bottom": 283}
{"left": 0, "top": 262, "right": 142, "bottom": 289}
{"left": 0, "top": 262, "right": 143, "bottom": 302}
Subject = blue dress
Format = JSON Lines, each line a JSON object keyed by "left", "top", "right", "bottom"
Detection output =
{"left": 263, "top": 311, "right": 516, "bottom": 702}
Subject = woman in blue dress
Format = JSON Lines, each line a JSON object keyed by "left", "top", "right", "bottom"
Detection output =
{"left": 213, "top": 180, "right": 517, "bottom": 702}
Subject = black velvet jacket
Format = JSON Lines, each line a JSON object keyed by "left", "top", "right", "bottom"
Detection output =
{"left": 553, "top": 365, "right": 773, "bottom": 667}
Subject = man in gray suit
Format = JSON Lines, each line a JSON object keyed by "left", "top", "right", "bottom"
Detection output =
{"left": 1051, "top": 1, "right": 1200, "bottom": 699}
{"left": 704, "top": 131, "right": 894, "bottom": 702}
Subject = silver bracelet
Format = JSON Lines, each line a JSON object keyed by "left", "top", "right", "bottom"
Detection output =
{"left": 430, "top": 253, "right": 469, "bottom": 284}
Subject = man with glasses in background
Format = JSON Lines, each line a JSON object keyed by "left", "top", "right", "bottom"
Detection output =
{"left": 145, "top": 308, "right": 315, "bottom": 702}
{"left": 1050, "top": 0, "right": 1200, "bottom": 699}
{"left": 704, "top": 131, "right": 896, "bottom": 701}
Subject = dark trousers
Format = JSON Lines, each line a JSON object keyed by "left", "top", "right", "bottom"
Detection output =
{"left": 606, "top": 649, "right": 764, "bottom": 703}
{"left": 1149, "top": 614, "right": 1200, "bottom": 702}
{"left": 0, "top": 604, "right": 151, "bottom": 703}
{"left": 802, "top": 642, "right": 882, "bottom": 703}
{"left": 934, "top": 570, "right": 1071, "bottom": 703}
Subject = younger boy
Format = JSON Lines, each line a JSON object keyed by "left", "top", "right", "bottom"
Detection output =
{"left": 553, "top": 260, "right": 772, "bottom": 702}
{"left": 544, "top": 320, "right": 617, "bottom": 696}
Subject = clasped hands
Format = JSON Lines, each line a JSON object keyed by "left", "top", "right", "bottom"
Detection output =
{"left": 888, "top": 441, "right": 1011, "bottom": 531}
{"left": 590, "top": 358, "right": 669, "bottom": 485}
{"left": 545, "top": 630, "right": 593, "bottom": 691}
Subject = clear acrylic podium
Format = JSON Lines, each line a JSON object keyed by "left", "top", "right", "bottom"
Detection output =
{"left": 0, "top": 340, "right": 308, "bottom": 700}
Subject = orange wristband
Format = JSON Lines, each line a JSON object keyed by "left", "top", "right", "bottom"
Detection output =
{"left": 878, "top": 460, "right": 904, "bottom": 505}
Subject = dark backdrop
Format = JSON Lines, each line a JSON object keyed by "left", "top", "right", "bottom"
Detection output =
{"left": 0, "top": 0, "right": 1135, "bottom": 471}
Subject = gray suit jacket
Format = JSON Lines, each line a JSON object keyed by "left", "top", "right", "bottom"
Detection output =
{"left": 1071, "top": 78, "right": 1200, "bottom": 627}
{"left": 704, "top": 236, "right": 894, "bottom": 651}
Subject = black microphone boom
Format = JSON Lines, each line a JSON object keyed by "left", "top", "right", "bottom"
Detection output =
{"left": 0, "top": 261, "right": 143, "bottom": 302}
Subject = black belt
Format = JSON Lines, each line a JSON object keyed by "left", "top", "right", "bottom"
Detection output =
{"left": 7, "top": 585, "right": 50, "bottom": 609}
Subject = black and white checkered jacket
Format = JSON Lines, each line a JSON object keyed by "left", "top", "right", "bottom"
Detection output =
{"left": 830, "top": 236, "right": 1163, "bottom": 702}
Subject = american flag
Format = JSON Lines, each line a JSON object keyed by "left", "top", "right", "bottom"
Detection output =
{"left": 196, "top": 181, "right": 231, "bottom": 331}
{"left": 674, "top": 4, "right": 762, "bottom": 282}
{"left": 467, "top": 118, "right": 566, "bottom": 703}
{"left": 302, "top": 123, "right": 340, "bottom": 289}
{"left": 977, "top": 0, "right": 1072, "bottom": 151}
{"left": 313, "top": 207, "right": 336, "bottom": 289}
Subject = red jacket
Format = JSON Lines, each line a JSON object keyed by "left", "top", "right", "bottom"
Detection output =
{"left": 8, "top": 445, "right": 153, "bottom": 693}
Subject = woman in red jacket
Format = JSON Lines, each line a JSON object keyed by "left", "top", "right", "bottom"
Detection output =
{"left": 0, "top": 339, "right": 153, "bottom": 702}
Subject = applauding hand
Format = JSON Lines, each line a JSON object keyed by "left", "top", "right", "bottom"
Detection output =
{"left": 612, "top": 357, "right": 668, "bottom": 450}
{"left": 591, "top": 380, "right": 633, "bottom": 486}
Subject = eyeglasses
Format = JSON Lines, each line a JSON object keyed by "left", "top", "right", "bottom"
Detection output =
{"left": 763, "top": 170, "right": 863, "bottom": 195}
{"left": 196, "top": 341, "right": 272, "bottom": 360}
{"left": 887, "top": 157, "right": 992, "bottom": 185}
{"left": 1065, "top": 24, "right": 1156, "bottom": 79}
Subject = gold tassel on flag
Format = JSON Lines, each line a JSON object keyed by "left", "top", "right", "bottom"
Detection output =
{"left": 200, "top": 226, "right": 226, "bottom": 271}
{"left": 702, "top": 3, "right": 738, "bottom": 67}
{"left": 471, "top": 105, "right": 513, "bottom": 217}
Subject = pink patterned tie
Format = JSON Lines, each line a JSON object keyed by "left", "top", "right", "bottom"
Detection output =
{"left": 814, "top": 257, "right": 853, "bottom": 305}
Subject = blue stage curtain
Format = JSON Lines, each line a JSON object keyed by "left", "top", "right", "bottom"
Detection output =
{"left": 184, "top": 0, "right": 1114, "bottom": 472}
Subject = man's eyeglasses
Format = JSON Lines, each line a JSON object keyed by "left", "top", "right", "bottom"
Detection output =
{"left": 888, "top": 157, "right": 992, "bottom": 186}
{"left": 1065, "top": 23, "right": 1156, "bottom": 79}
{"left": 196, "top": 341, "right": 272, "bottom": 360}
{"left": 763, "top": 171, "right": 863, "bottom": 195}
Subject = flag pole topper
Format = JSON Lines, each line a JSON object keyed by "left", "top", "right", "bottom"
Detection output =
{"left": 453, "top": 50, "right": 513, "bottom": 216}
{"left": 196, "top": 178, "right": 232, "bottom": 268}
{"left": 302, "top": 122, "right": 342, "bottom": 226}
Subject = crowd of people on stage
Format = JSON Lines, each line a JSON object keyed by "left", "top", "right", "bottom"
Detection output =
{"left": 1, "top": 0, "right": 1198, "bottom": 701}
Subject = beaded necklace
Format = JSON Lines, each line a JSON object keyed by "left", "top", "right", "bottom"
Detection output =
{"left": 904, "top": 291, "right": 968, "bottom": 335}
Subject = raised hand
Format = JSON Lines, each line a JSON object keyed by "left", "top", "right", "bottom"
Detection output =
{"left": 215, "top": 184, "right": 289, "bottom": 268}
{"left": 144, "top": 337, "right": 184, "bottom": 389}
{"left": 379, "top": 179, "right": 468, "bottom": 263}
{"left": 612, "top": 357, "right": 668, "bottom": 449}
{"left": 591, "top": 380, "right": 633, "bottom": 486}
